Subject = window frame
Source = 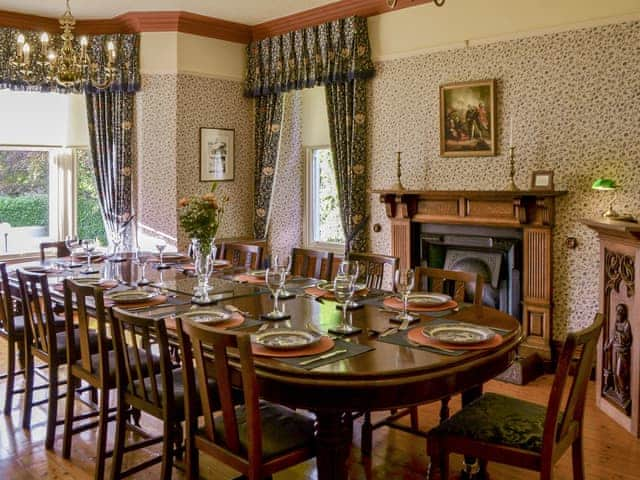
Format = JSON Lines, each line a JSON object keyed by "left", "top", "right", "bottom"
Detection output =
{"left": 0, "top": 145, "right": 82, "bottom": 260}
{"left": 303, "top": 145, "right": 344, "bottom": 253}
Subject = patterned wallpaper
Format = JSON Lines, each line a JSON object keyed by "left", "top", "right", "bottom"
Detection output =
{"left": 368, "top": 20, "right": 640, "bottom": 339}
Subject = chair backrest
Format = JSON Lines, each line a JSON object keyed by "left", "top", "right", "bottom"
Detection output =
{"left": 109, "top": 307, "right": 175, "bottom": 418}
{"left": 39, "top": 240, "right": 72, "bottom": 262}
{"left": 291, "top": 248, "right": 333, "bottom": 280}
{"left": 348, "top": 252, "right": 399, "bottom": 291}
{"left": 542, "top": 313, "right": 603, "bottom": 458}
{"left": 415, "top": 267, "right": 484, "bottom": 305}
{"left": 223, "top": 243, "right": 263, "bottom": 270}
{"left": 0, "top": 263, "right": 16, "bottom": 335}
{"left": 63, "top": 279, "right": 110, "bottom": 379}
{"left": 177, "top": 317, "right": 262, "bottom": 465}
{"left": 17, "top": 269, "right": 58, "bottom": 358}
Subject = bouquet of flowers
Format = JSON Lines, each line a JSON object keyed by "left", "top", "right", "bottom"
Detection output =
{"left": 178, "top": 184, "right": 227, "bottom": 255}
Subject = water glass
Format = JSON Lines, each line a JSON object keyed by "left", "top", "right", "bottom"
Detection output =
{"left": 331, "top": 272, "right": 359, "bottom": 334}
{"left": 81, "top": 238, "right": 98, "bottom": 274}
{"left": 155, "top": 238, "right": 168, "bottom": 269}
{"left": 263, "top": 267, "right": 289, "bottom": 319}
{"left": 134, "top": 248, "right": 150, "bottom": 286}
{"left": 394, "top": 268, "right": 416, "bottom": 324}
{"left": 271, "top": 254, "right": 292, "bottom": 297}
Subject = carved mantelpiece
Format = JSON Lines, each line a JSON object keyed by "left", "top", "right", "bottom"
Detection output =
{"left": 374, "top": 189, "right": 567, "bottom": 362}
{"left": 583, "top": 218, "right": 640, "bottom": 436}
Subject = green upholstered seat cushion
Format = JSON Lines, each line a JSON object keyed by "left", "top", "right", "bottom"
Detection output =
{"left": 429, "top": 393, "right": 548, "bottom": 452}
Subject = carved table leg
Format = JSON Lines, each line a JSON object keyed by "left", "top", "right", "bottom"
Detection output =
{"left": 461, "top": 385, "right": 485, "bottom": 480}
{"left": 314, "top": 410, "right": 351, "bottom": 480}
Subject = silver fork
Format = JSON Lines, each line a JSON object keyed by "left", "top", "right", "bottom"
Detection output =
{"left": 406, "top": 337, "right": 457, "bottom": 354}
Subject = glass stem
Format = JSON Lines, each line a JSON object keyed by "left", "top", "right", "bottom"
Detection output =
{"left": 343, "top": 303, "right": 348, "bottom": 325}
{"left": 403, "top": 293, "right": 408, "bottom": 318}
{"left": 273, "top": 290, "right": 280, "bottom": 313}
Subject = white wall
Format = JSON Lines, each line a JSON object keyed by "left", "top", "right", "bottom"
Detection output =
{"left": 0, "top": 90, "right": 88, "bottom": 146}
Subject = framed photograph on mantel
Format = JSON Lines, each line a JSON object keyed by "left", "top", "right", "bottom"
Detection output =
{"left": 200, "top": 127, "right": 234, "bottom": 182}
{"left": 439, "top": 79, "right": 496, "bottom": 157}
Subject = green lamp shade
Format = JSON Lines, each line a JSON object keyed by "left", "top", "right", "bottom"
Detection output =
{"left": 592, "top": 178, "right": 617, "bottom": 191}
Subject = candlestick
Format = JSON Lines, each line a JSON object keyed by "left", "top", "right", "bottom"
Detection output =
{"left": 506, "top": 146, "right": 518, "bottom": 191}
{"left": 389, "top": 151, "right": 405, "bottom": 191}
{"left": 509, "top": 117, "right": 513, "bottom": 147}
{"left": 396, "top": 127, "right": 401, "bottom": 153}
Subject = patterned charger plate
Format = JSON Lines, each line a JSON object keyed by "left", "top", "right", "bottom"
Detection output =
{"left": 422, "top": 322, "right": 495, "bottom": 345}
{"left": 253, "top": 329, "right": 322, "bottom": 351}
{"left": 180, "top": 309, "right": 232, "bottom": 323}
{"left": 106, "top": 290, "right": 158, "bottom": 304}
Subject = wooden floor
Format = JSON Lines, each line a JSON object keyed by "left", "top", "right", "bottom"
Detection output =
{"left": 1, "top": 341, "right": 639, "bottom": 480}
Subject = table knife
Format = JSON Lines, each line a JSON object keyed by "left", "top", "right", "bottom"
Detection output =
{"left": 299, "top": 349, "right": 347, "bottom": 366}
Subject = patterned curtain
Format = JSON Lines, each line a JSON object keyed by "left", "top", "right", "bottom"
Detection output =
{"left": 325, "top": 79, "right": 369, "bottom": 252}
{"left": 85, "top": 91, "right": 135, "bottom": 245}
{"left": 253, "top": 93, "right": 284, "bottom": 239}
{"left": 246, "top": 16, "right": 374, "bottom": 241}
{"left": 0, "top": 28, "right": 140, "bottom": 93}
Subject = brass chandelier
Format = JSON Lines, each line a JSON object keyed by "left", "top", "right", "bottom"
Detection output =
{"left": 10, "top": 0, "right": 118, "bottom": 89}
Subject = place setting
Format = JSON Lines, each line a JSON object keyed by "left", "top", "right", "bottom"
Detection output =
{"left": 164, "top": 305, "right": 247, "bottom": 331}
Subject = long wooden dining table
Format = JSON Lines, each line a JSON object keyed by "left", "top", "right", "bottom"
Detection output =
{"left": 7, "top": 255, "right": 522, "bottom": 480}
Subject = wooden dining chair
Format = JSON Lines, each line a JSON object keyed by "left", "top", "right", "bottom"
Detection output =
{"left": 0, "top": 262, "right": 26, "bottom": 416}
{"left": 348, "top": 252, "right": 399, "bottom": 291}
{"left": 17, "top": 269, "right": 101, "bottom": 450}
{"left": 223, "top": 243, "right": 263, "bottom": 270}
{"left": 427, "top": 313, "right": 603, "bottom": 480}
{"left": 108, "top": 308, "right": 190, "bottom": 480}
{"left": 361, "top": 267, "right": 485, "bottom": 456}
{"left": 415, "top": 267, "right": 485, "bottom": 306}
{"left": 176, "top": 317, "right": 316, "bottom": 480}
{"left": 61, "top": 279, "right": 118, "bottom": 480}
{"left": 39, "top": 240, "right": 73, "bottom": 262}
{"left": 291, "top": 247, "right": 333, "bottom": 280}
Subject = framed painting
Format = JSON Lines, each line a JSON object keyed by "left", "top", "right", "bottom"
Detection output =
{"left": 439, "top": 79, "right": 496, "bottom": 157}
{"left": 531, "top": 170, "right": 554, "bottom": 191}
{"left": 200, "top": 127, "right": 235, "bottom": 182}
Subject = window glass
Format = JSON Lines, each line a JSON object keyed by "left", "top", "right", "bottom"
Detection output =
{"left": 0, "top": 149, "right": 50, "bottom": 254}
{"left": 76, "top": 149, "right": 106, "bottom": 244}
{"left": 308, "top": 148, "right": 344, "bottom": 246}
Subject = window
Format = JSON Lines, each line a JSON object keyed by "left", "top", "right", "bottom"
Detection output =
{"left": 304, "top": 147, "right": 344, "bottom": 249}
{"left": 0, "top": 147, "right": 105, "bottom": 256}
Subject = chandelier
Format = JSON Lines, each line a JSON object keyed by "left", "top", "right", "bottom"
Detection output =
{"left": 387, "top": 0, "right": 446, "bottom": 8}
{"left": 10, "top": 0, "right": 118, "bottom": 90}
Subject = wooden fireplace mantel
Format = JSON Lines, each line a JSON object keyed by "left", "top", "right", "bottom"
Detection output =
{"left": 373, "top": 188, "right": 567, "bottom": 361}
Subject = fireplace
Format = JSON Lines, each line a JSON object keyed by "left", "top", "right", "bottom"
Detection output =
{"left": 419, "top": 224, "right": 522, "bottom": 320}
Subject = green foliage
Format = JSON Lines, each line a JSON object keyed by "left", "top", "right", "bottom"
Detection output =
{"left": 76, "top": 149, "right": 107, "bottom": 244}
{"left": 315, "top": 149, "right": 344, "bottom": 244}
{"left": 0, "top": 194, "right": 48, "bottom": 227}
{"left": 0, "top": 150, "right": 49, "bottom": 196}
{"left": 178, "top": 186, "right": 226, "bottom": 255}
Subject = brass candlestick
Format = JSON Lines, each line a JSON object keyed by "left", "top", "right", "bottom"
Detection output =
{"left": 506, "top": 146, "right": 519, "bottom": 191}
{"left": 389, "top": 151, "right": 405, "bottom": 191}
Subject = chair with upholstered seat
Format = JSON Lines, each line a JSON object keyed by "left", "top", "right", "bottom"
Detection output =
{"left": 360, "top": 267, "right": 484, "bottom": 456}
{"left": 176, "top": 317, "right": 316, "bottom": 480}
{"left": 291, "top": 247, "right": 333, "bottom": 280}
{"left": 427, "top": 314, "right": 603, "bottom": 480}
{"left": 17, "top": 269, "right": 102, "bottom": 449}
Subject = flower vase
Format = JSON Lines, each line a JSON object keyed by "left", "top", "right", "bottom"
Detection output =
{"left": 191, "top": 238, "right": 217, "bottom": 303}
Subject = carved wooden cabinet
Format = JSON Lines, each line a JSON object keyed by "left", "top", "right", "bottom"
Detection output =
{"left": 583, "top": 218, "right": 640, "bottom": 436}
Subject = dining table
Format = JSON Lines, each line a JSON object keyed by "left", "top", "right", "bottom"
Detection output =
{"left": 7, "top": 253, "right": 523, "bottom": 480}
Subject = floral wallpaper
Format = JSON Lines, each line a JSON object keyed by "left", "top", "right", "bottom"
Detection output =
{"left": 368, "top": 20, "right": 640, "bottom": 339}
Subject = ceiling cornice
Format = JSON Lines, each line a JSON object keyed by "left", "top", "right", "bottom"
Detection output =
{"left": 0, "top": 0, "right": 434, "bottom": 44}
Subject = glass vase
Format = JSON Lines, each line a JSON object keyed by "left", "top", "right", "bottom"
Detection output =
{"left": 191, "top": 238, "right": 217, "bottom": 302}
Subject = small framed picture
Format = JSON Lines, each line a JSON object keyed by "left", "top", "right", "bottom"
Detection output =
{"left": 200, "top": 127, "right": 234, "bottom": 182}
{"left": 531, "top": 170, "right": 554, "bottom": 191}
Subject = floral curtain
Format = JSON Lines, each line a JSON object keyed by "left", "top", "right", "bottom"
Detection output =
{"left": 0, "top": 28, "right": 140, "bottom": 93}
{"left": 253, "top": 93, "right": 284, "bottom": 239}
{"left": 85, "top": 91, "right": 135, "bottom": 245}
{"left": 325, "top": 79, "right": 368, "bottom": 252}
{"left": 246, "top": 16, "right": 374, "bottom": 241}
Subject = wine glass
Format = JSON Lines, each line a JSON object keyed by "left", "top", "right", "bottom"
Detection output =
{"left": 81, "top": 238, "right": 98, "bottom": 274}
{"left": 271, "top": 254, "right": 292, "bottom": 297}
{"left": 331, "top": 272, "right": 359, "bottom": 334}
{"left": 338, "top": 260, "right": 361, "bottom": 308}
{"left": 64, "top": 235, "right": 81, "bottom": 267}
{"left": 155, "top": 238, "right": 168, "bottom": 269}
{"left": 263, "top": 267, "right": 289, "bottom": 320}
{"left": 394, "top": 268, "right": 416, "bottom": 326}
{"left": 110, "top": 230, "right": 124, "bottom": 262}
{"left": 134, "top": 248, "right": 150, "bottom": 286}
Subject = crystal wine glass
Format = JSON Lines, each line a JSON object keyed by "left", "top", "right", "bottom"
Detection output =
{"left": 331, "top": 272, "right": 358, "bottom": 334}
{"left": 271, "top": 254, "right": 292, "bottom": 297}
{"left": 263, "top": 267, "right": 289, "bottom": 320}
{"left": 110, "top": 230, "right": 124, "bottom": 262}
{"left": 64, "top": 235, "right": 81, "bottom": 268}
{"left": 134, "top": 247, "right": 150, "bottom": 286}
{"left": 337, "top": 260, "right": 361, "bottom": 308}
{"left": 81, "top": 238, "right": 98, "bottom": 274}
{"left": 155, "top": 238, "right": 168, "bottom": 269}
{"left": 394, "top": 268, "right": 416, "bottom": 326}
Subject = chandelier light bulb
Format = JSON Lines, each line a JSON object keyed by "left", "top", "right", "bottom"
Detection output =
{"left": 17, "top": 33, "right": 25, "bottom": 44}
{"left": 80, "top": 36, "right": 88, "bottom": 47}
{"left": 40, "top": 32, "right": 49, "bottom": 44}
{"left": 22, "top": 43, "right": 31, "bottom": 63}
{"left": 47, "top": 51, "right": 57, "bottom": 62}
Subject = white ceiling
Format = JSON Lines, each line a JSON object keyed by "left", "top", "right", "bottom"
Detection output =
{"left": 0, "top": 0, "right": 340, "bottom": 25}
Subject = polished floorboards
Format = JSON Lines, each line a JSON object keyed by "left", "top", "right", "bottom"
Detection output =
{"left": 1, "top": 342, "right": 639, "bottom": 479}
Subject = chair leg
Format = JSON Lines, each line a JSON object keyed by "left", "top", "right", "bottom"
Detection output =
{"left": 21, "top": 349, "right": 34, "bottom": 429}
{"left": 45, "top": 365, "right": 59, "bottom": 450}
{"left": 571, "top": 437, "right": 584, "bottom": 480}
{"left": 438, "top": 450, "right": 449, "bottom": 480}
{"left": 185, "top": 437, "right": 199, "bottom": 480}
{"left": 94, "top": 389, "right": 109, "bottom": 480}
{"left": 160, "top": 421, "right": 176, "bottom": 480}
{"left": 439, "top": 397, "right": 450, "bottom": 423}
{"left": 409, "top": 406, "right": 419, "bottom": 430}
{"left": 62, "top": 372, "right": 76, "bottom": 458}
{"left": 361, "top": 411, "right": 373, "bottom": 456}
{"left": 109, "top": 396, "right": 127, "bottom": 480}
{"left": 3, "top": 339, "right": 16, "bottom": 415}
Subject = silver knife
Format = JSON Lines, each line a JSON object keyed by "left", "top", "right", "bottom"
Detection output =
{"left": 299, "top": 349, "right": 347, "bottom": 366}
{"left": 379, "top": 327, "right": 398, "bottom": 337}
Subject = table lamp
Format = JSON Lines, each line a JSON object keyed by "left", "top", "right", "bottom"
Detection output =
{"left": 591, "top": 178, "right": 637, "bottom": 222}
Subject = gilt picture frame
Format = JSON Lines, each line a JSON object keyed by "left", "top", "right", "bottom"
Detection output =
{"left": 200, "top": 127, "right": 235, "bottom": 182}
{"left": 440, "top": 79, "right": 496, "bottom": 157}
